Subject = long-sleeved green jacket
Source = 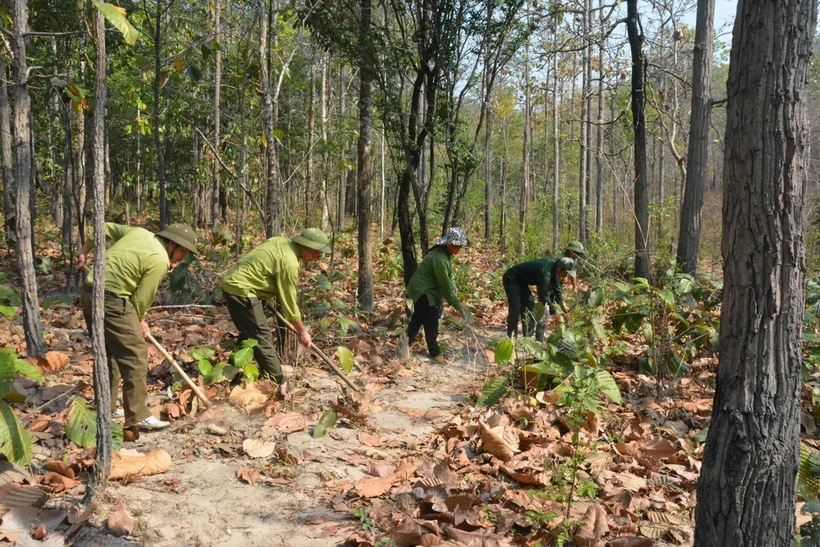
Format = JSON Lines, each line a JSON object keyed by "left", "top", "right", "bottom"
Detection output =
{"left": 406, "top": 246, "right": 463, "bottom": 311}
{"left": 219, "top": 237, "right": 303, "bottom": 322}
{"left": 85, "top": 223, "right": 171, "bottom": 318}
{"left": 504, "top": 258, "right": 565, "bottom": 312}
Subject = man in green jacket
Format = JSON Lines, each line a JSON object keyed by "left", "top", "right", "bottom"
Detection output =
{"left": 75, "top": 222, "right": 198, "bottom": 430}
{"left": 502, "top": 256, "right": 575, "bottom": 338}
{"left": 406, "top": 227, "right": 472, "bottom": 363}
{"left": 220, "top": 228, "right": 330, "bottom": 399}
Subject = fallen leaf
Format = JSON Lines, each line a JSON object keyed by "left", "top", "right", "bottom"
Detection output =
{"left": 40, "top": 472, "right": 80, "bottom": 493}
{"left": 237, "top": 467, "right": 260, "bottom": 485}
{"left": 45, "top": 461, "right": 75, "bottom": 480}
{"left": 358, "top": 431, "right": 386, "bottom": 447}
{"left": 243, "top": 439, "right": 276, "bottom": 459}
{"left": 355, "top": 460, "right": 417, "bottom": 498}
{"left": 479, "top": 421, "right": 519, "bottom": 462}
{"left": 607, "top": 538, "right": 657, "bottom": 547}
{"left": 229, "top": 384, "right": 269, "bottom": 412}
{"left": 573, "top": 504, "right": 608, "bottom": 547}
{"left": 26, "top": 351, "right": 70, "bottom": 374}
{"left": 264, "top": 412, "right": 308, "bottom": 434}
{"left": 110, "top": 449, "right": 172, "bottom": 480}
{"left": 107, "top": 500, "right": 134, "bottom": 537}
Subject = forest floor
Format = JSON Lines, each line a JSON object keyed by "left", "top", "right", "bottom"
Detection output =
{"left": 1, "top": 232, "right": 816, "bottom": 547}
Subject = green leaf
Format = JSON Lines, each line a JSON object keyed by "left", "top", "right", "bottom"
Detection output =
{"left": 241, "top": 339, "right": 258, "bottom": 348}
{"left": 313, "top": 408, "right": 338, "bottom": 438}
{"left": 316, "top": 275, "right": 333, "bottom": 290}
{"left": 657, "top": 289, "right": 675, "bottom": 307}
{"left": 92, "top": 1, "right": 139, "bottom": 45}
{"left": 42, "top": 295, "right": 73, "bottom": 310}
{"left": 691, "top": 427, "right": 709, "bottom": 443}
{"left": 232, "top": 347, "right": 254, "bottom": 369}
{"left": 800, "top": 444, "right": 820, "bottom": 501}
{"left": 190, "top": 348, "right": 215, "bottom": 361}
{"left": 676, "top": 275, "right": 696, "bottom": 295}
{"left": 476, "top": 376, "right": 509, "bottom": 408}
{"left": 66, "top": 397, "right": 97, "bottom": 448}
{"left": 0, "top": 305, "right": 14, "bottom": 319}
{"left": 338, "top": 317, "right": 360, "bottom": 336}
{"left": 802, "top": 500, "right": 820, "bottom": 513}
{"left": 593, "top": 369, "right": 622, "bottom": 405}
{"left": 0, "top": 284, "right": 20, "bottom": 306}
{"left": 0, "top": 400, "right": 33, "bottom": 465}
{"left": 556, "top": 330, "right": 579, "bottom": 359}
{"left": 494, "top": 338, "right": 515, "bottom": 364}
{"left": 588, "top": 288, "right": 604, "bottom": 307}
{"left": 631, "top": 277, "right": 650, "bottom": 290}
{"left": 242, "top": 363, "right": 259, "bottom": 382}
{"left": 198, "top": 360, "right": 213, "bottom": 377}
{"left": 13, "top": 357, "right": 44, "bottom": 382}
{"left": 336, "top": 347, "right": 355, "bottom": 374}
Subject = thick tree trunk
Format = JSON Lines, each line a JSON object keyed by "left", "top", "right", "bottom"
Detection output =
{"left": 356, "top": 0, "right": 374, "bottom": 312}
{"left": 11, "top": 0, "right": 45, "bottom": 356}
{"left": 693, "top": 0, "right": 817, "bottom": 545}
{"left": 87, "top": 7, "right": 111, "bottom": 499}
{"left": 676, "top": 0, "right": 714, "bottom": 275}
{"left": 626, "top": 0, "right": 650, "bottom": 280}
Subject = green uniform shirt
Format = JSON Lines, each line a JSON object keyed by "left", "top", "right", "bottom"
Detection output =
{"left": 505, "top": 258, "right": 565, "bottom": 312}
{"left": 406, "top": 246, "right": 463, "bottom": 311}
{"left": 219, "top": 237, "right": 303, "bottom": 322}
{"left": 85, "top": 223, "right": 171, "bottom": 319}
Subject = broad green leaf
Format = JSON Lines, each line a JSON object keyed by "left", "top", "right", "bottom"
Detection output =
{"left": 0, "top": 400, "right": 33, "bottom": 465}
{"left": 232, "top": 347, "right": 254, "bottom": 369}
{"left": 0, "top": 284, "right": 20, "bottom": 306}
{"left": 676, "top": 275, "right": 696, "bottom": 295}
{"left": 66, "top": 397, "right": 97, "bottom": 448}
{"left": 242, "top": 363, "right": 259, "bottom": 382}
{"left": 336, "top": 347, "right": 355, "bottom": 374}
{"left": 556, "top": 330, "right": 579, "bottom": 359}
{"left": 338, "top": 317, "right": 360, "bottom": 336}
{"left": 316, "top": 275, "right": 333, "bottom": 290}
{"left": 198, "top": 360, "right": 213, "bottom": 377}
{"left": 92, "top": 1, "right": 139, "bottom": 45}
{"left": 800, "top": 444, "right": 820, "bottom": 501}
{"left": 42, "top": 295, "right": 73, "bottom": 310}
{"left": 241, "top": 339, "right": 258, "bottom": 348}
{"left": 0, "top": 305, "right": 14, "bottom": 319}
{"left": 803, "top": 500, "right": 820, "bottom": 513}
{"left": 657, "top": 289, "right": 675, "bottom": 307}
{"left": 476, "top": 376, "right": 509, "bottom": 408}
{"left": 588, "top": 288, "right": 604, "bottom": 307}
{"left": 691, "top": 427, "right": 709, "bottom": 443}
{"left": 631, "top": 277, "right": 650, "bottom": 290}
{"left": 190, "top": 348, "right": 215, "bottom": 360}
{"left": 611, "top": 281, "right": 631, "bottom": 294}
{"left": 593, "top": 369, "right": 622, "bottom": 405}
{"left": 13, "top": 358, "right": 43, "bottom": 382}
{"left": 210, "top": 363, "right": 230, "bottom": 383}
{"left": 494, "top": 338, "right": 514, "bottom": 364}
{"left": 313, "top": 408, "right": 338, "bottom": 438}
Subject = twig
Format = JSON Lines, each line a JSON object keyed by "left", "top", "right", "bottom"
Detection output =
{"left": 33, "top": 383, "right": 83, "bottom": 412}
{"left": 146, "top": 333, "right": 213, "bottom": 407}
{"left": 147, "top": 304, "right": 219, "bottom": 311}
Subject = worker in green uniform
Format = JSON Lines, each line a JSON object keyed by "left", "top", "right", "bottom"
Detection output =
{"left": 75, "top": 222, "right": 198, "bottom": 430}
{"left": 502, "top": 256, "right": 575, "bottom": 338}
{"left": 219, "top": 228, "right": 330, "bottom": 399}
{"left": 406, "top": 227, "right": 473, "bottom": 363}
{"left": 561, "top": 241, "right": 586, "bottom": 290}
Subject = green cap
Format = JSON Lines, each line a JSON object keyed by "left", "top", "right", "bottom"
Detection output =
{"left": 156, "top": 223, "right": 198, "bottom": 254}
{"left": 293, "top": 228, "right": 330, "bottom": 253}
{"left": 564, "top": 240, "right": 586, "bottom": 258}
{"left": 557, "top": 257, "right": 576, "bottom": 277}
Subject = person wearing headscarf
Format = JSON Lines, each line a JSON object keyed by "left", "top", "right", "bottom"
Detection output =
{"left": 406, "top": 227, "right": 473, "bottom": 363}
{"left": 220, "top": 228, "right": 330, "bottom": 399}
{"left": 75, "top": 222, "right": 199, "bottom": 430}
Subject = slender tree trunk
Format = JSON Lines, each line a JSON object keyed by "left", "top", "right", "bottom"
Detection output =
{"left": 552, "top": 53, "right": 560, "bottom": 251}
{"left": 11, "top": 0, "right": 45, "bottom": 356}
{"left": 306, "top": 51, "right": 315, "bottom": 224}
{"left": 153, "top": 0, "right": 167, "bottom": 229}
{"left": 484, "top": 103, "right": 493, "bottom": 240}
{"left": 86, "top": 7, "right": 111, "bottom": 499}
{"left": 694, "top": 0, "right": 816, "bottom": 544}
{"left": 595, "top": 0, "right": 605, "bottom": 234}
{"left": 212, "top": 0, "right": 222, "bottom": 228}
{"left": 260, "top": 0, "right": 281, "bottom": 237}
{"left": 676, "top": 0, "right": 714, "bottom": 275}
{"left": 356, "top": 0, "right": 374, "bottom": 312}
{"left": 518, "top": 48, "right": 530, "bottom": 257}
{"left": 627, "top": 0, "right": 650, "bottom": 280}
{"left": 337, "top": 66, "right": 346, "bottom": 231}
{"left": 136, "top": 103, "right": 141, "bottom": 216}
{"left": 0, "top": 53, "right": 15, "bottom": 243}
{"left": 578, "top": 0, "right": 590, "bottom": 241}
{"left": 320, "top": 52, "right": 330, "bottom": 231}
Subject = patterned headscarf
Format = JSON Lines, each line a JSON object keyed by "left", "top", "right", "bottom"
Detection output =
{"left": 434, "top": 227, "right": 469, "bottom": 247}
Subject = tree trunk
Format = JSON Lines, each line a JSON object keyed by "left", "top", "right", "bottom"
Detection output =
{"left": 552, "top": 52, "right": 560, "bottom": 251}
{"left": 484, "top": 103, "right": 493, "bottom": 240}
{"left": 518, "top": 47, "right": 530, "bottom": 257}
{"left": 319, "top": 52, "right": 330, "bottom": 232}
{"left": 626, "top": 0, "right": 650, "bottom": 280}
{"left": 153, "top": 0, "right": 167, "bottom": 229}
{"left": 0, "top": 52, "right": 15, "bottom": 244}
{"left": 693, "top": 1, "right": 816, "bottom": 545}
{"left": 260, "top": 0, "right": 281, "bottom": 237}
{"left": 87, "top": 7, "right": 112, "bottom": 499}
{"left": 595, "top": 0, "right": 605, "bottom": 234}
{"left": 11, "top": 0, "right": 45, "bottom": 356}
{"left": 676, "top": 0, "right": 714, "bottom": 275}
{"left": 356, "top": 0, "right": 374, "bottom": 312}
{"left": 337, "top": 66, "right": 347, "bottom": 231}
{"left": 212, "top": 0, "right": 222, "bottom": 229}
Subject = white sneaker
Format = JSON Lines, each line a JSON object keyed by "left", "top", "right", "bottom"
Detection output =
{"left": 136, "top": 416, "right": 170, "bottom": 430}
{"left": 112, "top": 408, "right": 124, "bottom": 419}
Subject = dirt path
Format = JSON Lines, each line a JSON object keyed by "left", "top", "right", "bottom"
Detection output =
{"left": 68, "top": 326, "right": 499, "bottom": 546}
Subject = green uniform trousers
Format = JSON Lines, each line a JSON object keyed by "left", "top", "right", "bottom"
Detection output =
{"left": 224, "top": 293, "right": 284, "bottom": 384}
{"left": 81, "top": 287, "right": 152, "bottom": 427}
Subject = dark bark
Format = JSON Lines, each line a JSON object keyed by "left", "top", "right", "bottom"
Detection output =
{"left": 152, "top": 0, "right": 168, "bottom": 229}
{"left": 693, "top": 0, "right": 817, "bottom": 545}
{"left": 11, "top": 0, "right": 45, "bottom": 356}
{"left": 86, "top": 7, "right": 111, "bottom": 500}
{"left": 212, "top": 0, "right": 222, "bottom": 229}
{"left": 676, "top": 0, "right": 714, "bottom": 275}
{"left": 260, "top": 1, "right": 281, "bottom": 237}
{"left": 0, "top": 52, "right": 15, "bottom": 243}
{"left": 626, "top": 0, "right": 649, "bottom": 280}
{"left": 356, "top": 0, "right": 374, "bottom": 312}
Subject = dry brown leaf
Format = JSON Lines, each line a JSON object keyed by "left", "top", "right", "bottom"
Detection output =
{"left": 573, "top": 504, "right": 608, "bottom": 547}
{"left": 109, "top": 449, "right": 172, "bottom": 480}
{"left": 606, "top": 538, "right": 657, "bottom": 547}
{"left": 40, "top": 472, "right": 80, "bottom": 493}
{"left": 358, "top": 431, "right": 386, "bottom": 447}
{"left": 229, "top": 384, "right": 269, "bottom": 411}
{"left": 44, "top": 461, "right": 75, "bottom": 480}
{"left": 243, "top": 439, "right": 276, "bottom": 459}
{"left": 163, "top": 402, "right": 181, "bottom": 419}
{"left": 264, "top": 412, "right": 308, "bottom": 433}
{"left": 366, "top": 461, "right": 394, "bottom": 477}
{"left": 479, "top": 421, "right": 519, "bottom": 462}
{"left": 107, "top": 500, "right": 134, "bottom": 537}
{"left": 354, "top": 460, "right": 417, "bottom": 498}
{"left": 641, "top": 438, "right": 677, "bottom": 461}
{"left": 386, "top": 517, "right": 425, "bottom": 547}
{"left": 236, "top": 467, "right": 260, "bottom": 485}
{"left": 26, "top": 351, "right": 69, "bottom": 375}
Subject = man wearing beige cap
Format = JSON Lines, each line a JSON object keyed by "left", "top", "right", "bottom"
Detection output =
{"left": 220, "top": 228, "right": 330, "bottom": 399}
{"left": 75, "top": 222, "right": 198, "bottom": 430}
